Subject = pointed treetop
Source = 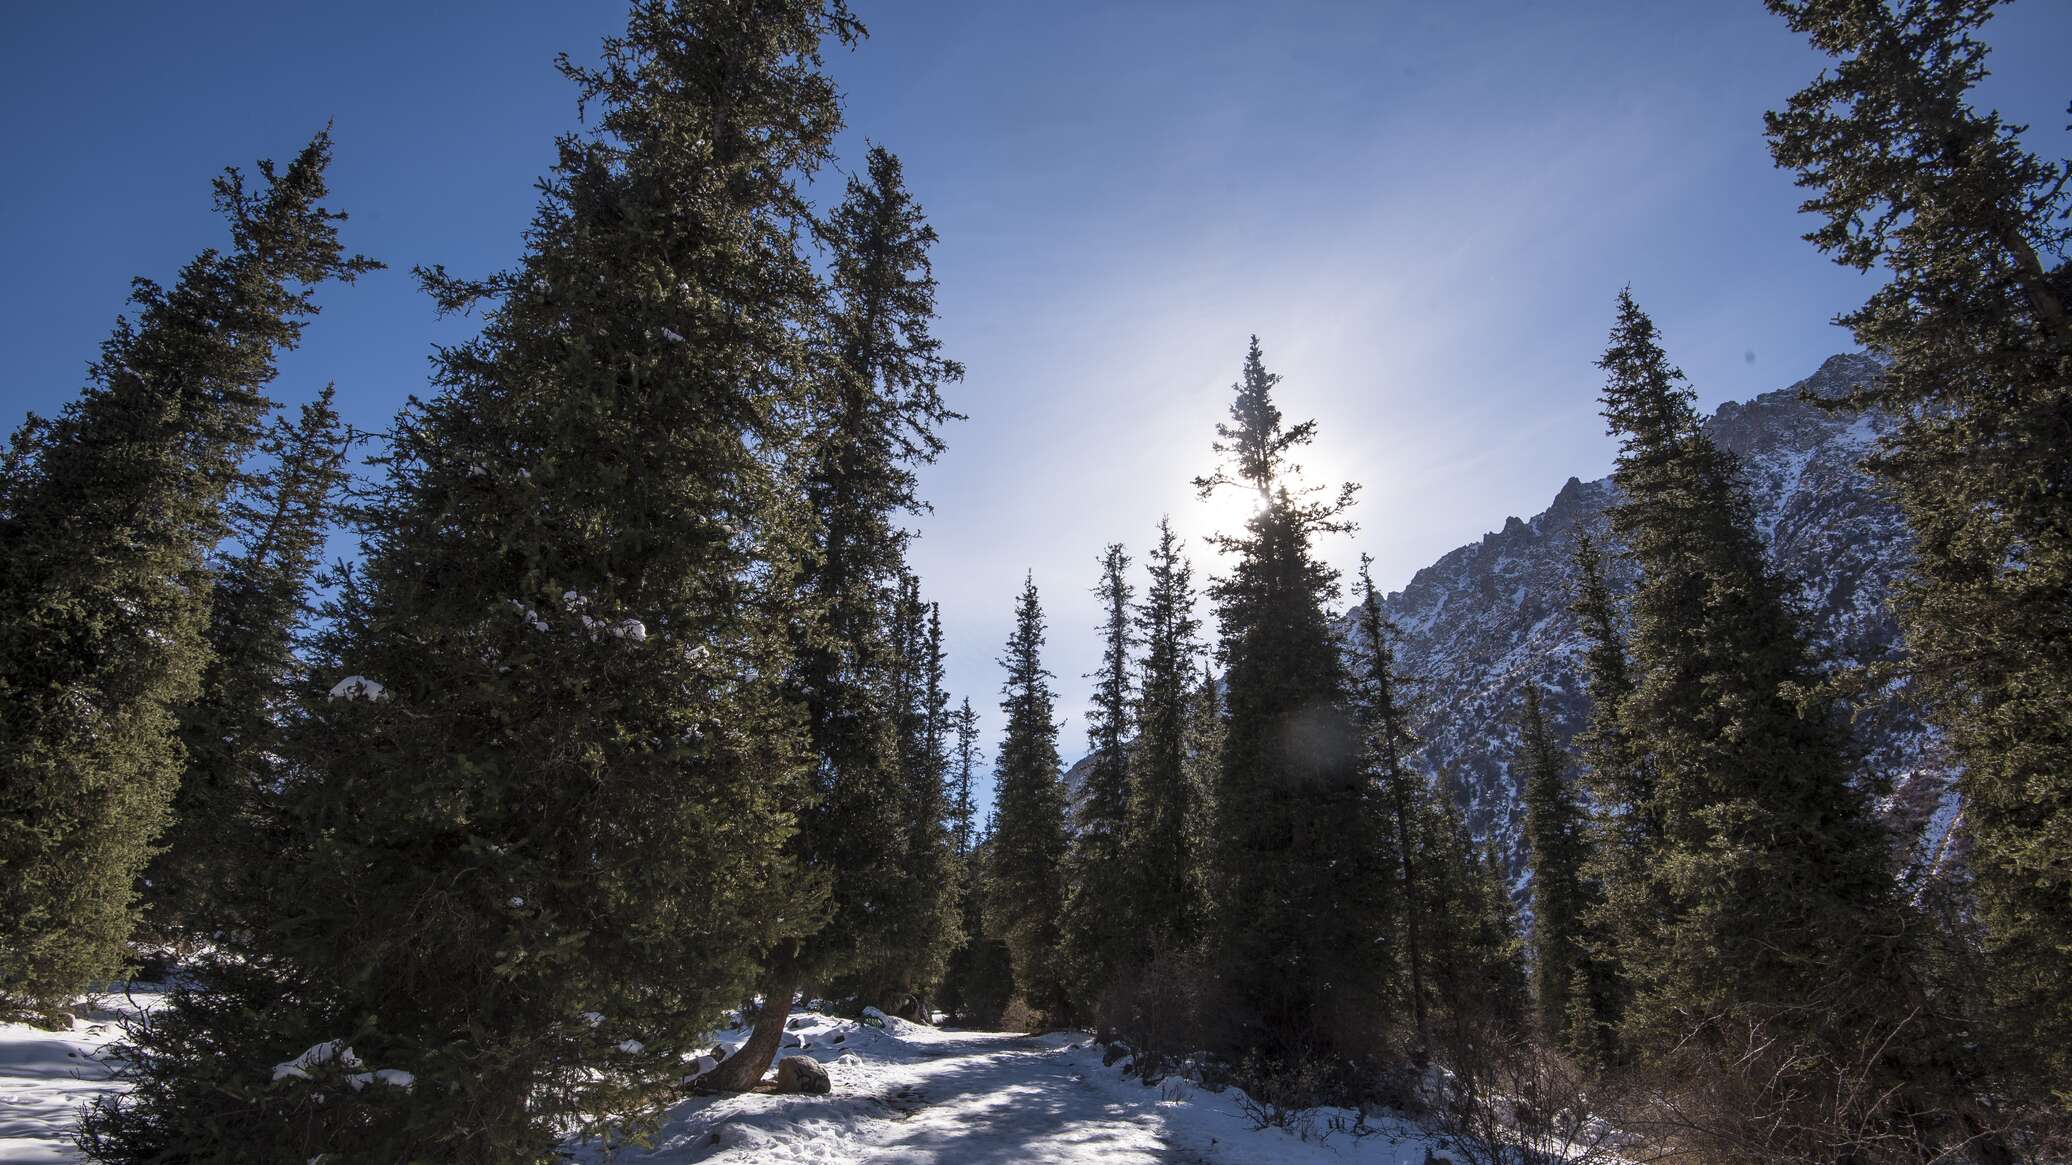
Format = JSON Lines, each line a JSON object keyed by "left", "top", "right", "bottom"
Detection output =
{"left": 1000, "top": 571, "right": 1052, "bottom": 695}
{"left": 1194, "top": 335, "right": 1318, "bottom": 501}
{"left": 1193, "top": 335, "right": 1357, "bottom": 537}
{"left": 1597, "top": 289, "right": 1699, "bottom": 461}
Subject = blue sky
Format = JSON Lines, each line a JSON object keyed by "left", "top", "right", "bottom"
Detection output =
{"left": 4, "top": 1, "right": 2067, "bottom": 785}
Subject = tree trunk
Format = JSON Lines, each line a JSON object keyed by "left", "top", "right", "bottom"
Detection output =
{"left": 699, "top": 961, "right": 802, "bottom": 1093}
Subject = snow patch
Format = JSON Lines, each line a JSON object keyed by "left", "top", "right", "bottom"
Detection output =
{"left": 272, "top": 1040, "right": 361, "bottom": 1082}
{"left": 345, "top": 1068, "right": 415, "bottom": 1091}
{"left": 326, "top": 676, "right": 387, "bottom": 702}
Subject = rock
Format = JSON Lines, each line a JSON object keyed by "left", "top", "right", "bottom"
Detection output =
{"left": 786, "top": 1016, "right": 808, "bottom": 1030}
{"left": 1334, "top": 353, "right": 1941, "bottom": 902}
{"left": 775, "top": 1055, "right": 831, "bottom": 1095}
{"left": 1102, "top": 1041, "right": 1131, "bottom": 1067}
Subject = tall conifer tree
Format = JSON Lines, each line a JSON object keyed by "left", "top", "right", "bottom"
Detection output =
{"left": 1178, "top": 666, "right": 1223, "bottom": 934}
{"left": 856, "top": 587, "right": 961, "bottom": 1015}
{"left": 1350, "top": 559, "right": 1437, "bottom": 1057}
{"left": 1060, "top": 544, "right": 1136, "bottom": 1019}
{"left": 1765, "top": 0, "right": 2072, "bottom": 1097}
{"left": 986, "top": 575, "right": 1070, "bottom": 1021}
{"left": 950, "top": 697, "right": 980, "bottom": 857}
{"left": 1568, "top": 530, "right": 1654, "bottom": 1026}
{"left": 940, "top": 698, "right": 1013, "bottom": 1025}
{"left": 1195, "top": 337, "right": 1384, "bottom": 1074}
{"left": 145, "top": 389, "right": 352, "bottom": 940}
{"left": 1516, "top": 683, "right": 1607, "bottom": 1060}
{"left": 85, "top": 6, "right": 862, "bottom": 1158}
{"left": 0, "top": 136, "right": 372, "bottom": 1020}
{"left": 705, "top": 139, "right": 963, "bottom": 1088}
{"left": 1347, "top": 557, "right": 1413, "bottom": 1030}
{"left": 1124, "top": 519, "right": 1204, "bottom": 954}
{"left": 1418, "top": 786, "right": 1530, "bottom": 1068}
{"left": 1595, "top": 290, "right": 1979, "bottom": 1158}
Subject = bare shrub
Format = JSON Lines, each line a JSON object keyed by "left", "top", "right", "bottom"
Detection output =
{"left": 1416, "top": 1024, "right": 1639, "bottom": 1165}
{"left": 1097, "top": 950, "right": 1225, "bottom": 1082}
{"left": 1232, "top": 1052, "right": 1331, "bottom": 1140}
{"left": 997, "top": 995, "right": 1041, "bottom": 1034}
{"left": 1606, "top": 1004, "right": 2054, "bottom": 1165}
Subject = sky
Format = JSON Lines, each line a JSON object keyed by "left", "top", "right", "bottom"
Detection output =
{"left": 3, "top": 1, "right": 2067, "bottom": 796}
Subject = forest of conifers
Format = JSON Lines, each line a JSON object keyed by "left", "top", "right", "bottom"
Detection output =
{"left": 0, "top": 2, "right": 2065, "bottom": 1163}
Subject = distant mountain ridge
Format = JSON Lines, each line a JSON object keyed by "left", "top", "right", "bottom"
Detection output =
{"left": 1058, "top": 353, "right": 1951, "bottom": 901}
{"left": 1343, "top": 352, "right": 1954, "bottom": 895}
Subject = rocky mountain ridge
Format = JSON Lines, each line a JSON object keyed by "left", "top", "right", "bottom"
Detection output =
{"left": 1349, "top": 352, "right": 1954, "bottom": 893}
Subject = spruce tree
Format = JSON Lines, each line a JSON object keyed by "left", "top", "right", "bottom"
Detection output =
{"left": 704, "top": 139, "right": 963, "bottom": 1087}
{"left": 1569, "top": 533, "right": 1651, "bottom": 835}
{"left": 1350, "top": 560, "right": 1435, "bottom": 1057}
{"left": 1596, "top": 290, "right": 1974, "bottom": 1157}
{"left": 985, "top": 574, "right": 1071, "bottom": 1022}
{"left": 1346, "top": 557, "right": 1413, "bottom": 1031}
{"left": 1179, "top": 666, "right": 1223, "bottom": 931}
{"left": 940, "top": 698, "right": 1006, "bottom": 1022}
{"left": 1123, "top": 518, "right": 1204, "bottom": 954}
{"left": 1419, "top": 787, "right": 1530, "bottom": 1067}
{"left": 144, "top": 389, "right": 351, "bottom": 942}
{"left": 1765, "top": 0, "right": 2072, "bottom": 1098}
{"left": 1060, "top": 543, "right": 1137, "bottom": 1021}
{"left": 84, "top": 6, "right": 861, "bottom": 1159}
{"left": 1565, "top": 532, "right": 1651, "bottom": 1064}
{"left": 0, "top": 135, "right": 373, "bottom": 1021}
{"left": 1195, "top": 336, "right": 1384, "bottom": 1075}
{"left": 857, "top": 586, "right": 960, "bottom": 1016}
{"left": 950, "top": 697, "right": 980, "bottom": 857}
{"left": 1516, "top": 683, "right": 1607, "bottom": 1060}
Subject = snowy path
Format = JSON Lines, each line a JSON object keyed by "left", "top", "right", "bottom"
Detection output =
{"left": 2, "top": 1004, "right": 1460, "bottom": 1164}
{"left": 578, "top": 1014, "right": 1450, "bottom": 1164}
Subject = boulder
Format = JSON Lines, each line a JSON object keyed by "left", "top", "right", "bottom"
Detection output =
{"left": 775, "top": 1055, "right": 831, "bottom": 1095}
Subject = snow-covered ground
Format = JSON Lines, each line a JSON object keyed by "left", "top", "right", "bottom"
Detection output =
{"left": 0, "top": 991, "right": 154, "bottom": 1164}
{"left": 571, "top": 1009, "right": 1462, "bottom": 1164}
{"left": 4, "top": 1001, "right": 1476, "bottom": 1164}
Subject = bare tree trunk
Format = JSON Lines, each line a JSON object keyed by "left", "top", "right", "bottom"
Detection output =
{"left": 699, "top": 961, "right": 802, "bottom": 1093}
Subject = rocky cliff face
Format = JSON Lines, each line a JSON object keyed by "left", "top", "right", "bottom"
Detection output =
{"left": 1349, "top": 352, "right": 1954, "bottom": 896}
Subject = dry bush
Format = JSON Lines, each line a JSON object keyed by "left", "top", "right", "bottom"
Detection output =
{"left": 997, "top": 995, "right": 1042, "bottom": 1034}
{"left": 1607, "top": 1006, "right": 2048, "bottom": 1165}
{"left": 1415, "top": 1024, "right": 1640, "bottom": 1165}
{"left": 1096, "top": 950, "right": 1224, "bottom": 1080}
{"left": 1232, "top": 1052, "right": 1333, "bottom": 1139}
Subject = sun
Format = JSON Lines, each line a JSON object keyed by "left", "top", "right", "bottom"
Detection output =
{"left": 1195, "top": 482, "right": 1269, "bottom": 543}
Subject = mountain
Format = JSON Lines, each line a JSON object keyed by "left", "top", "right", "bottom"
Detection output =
{"left": 1349, "top": 352, "right": 1957, "bottom": 898}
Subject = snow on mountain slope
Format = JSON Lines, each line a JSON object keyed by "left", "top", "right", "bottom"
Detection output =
{"left": 1347, "top": 352, "right": 1948, "bottom": 892}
